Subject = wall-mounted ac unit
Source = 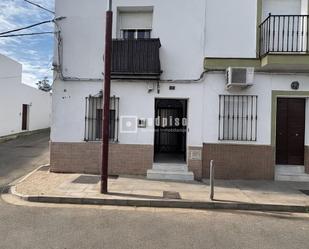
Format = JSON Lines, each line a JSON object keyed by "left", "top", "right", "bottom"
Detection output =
{"left": 226, "top": 67, "right": 254, "bottom": 89}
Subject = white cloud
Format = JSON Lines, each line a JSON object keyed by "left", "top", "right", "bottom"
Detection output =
{"left": 0, "top": 0, "right": 54, "bottom": 87}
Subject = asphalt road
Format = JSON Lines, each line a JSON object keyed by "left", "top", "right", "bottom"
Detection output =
{"left": 0, "top": 132, "right": 309, "bottom": 249}
{"left": 0, "top": 131, "right": 50, "bottom": 188}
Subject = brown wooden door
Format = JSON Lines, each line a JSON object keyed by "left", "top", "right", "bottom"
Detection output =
{"left": 22, "top": 104, "right": 28, "bottom": 130}
{"left": 276, "top": 98, "right": 305, "bottom": 165}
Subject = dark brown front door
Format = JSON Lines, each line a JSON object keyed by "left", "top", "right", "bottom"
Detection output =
{"left": 22, "top": 104, "right": 28, "bottom": 130}
{"left": 276, "top": 98, "right": 305, "bottom": 165}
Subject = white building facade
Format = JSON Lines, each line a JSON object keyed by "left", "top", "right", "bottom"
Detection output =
{"left": 0, "top": 54, "right": 52, "bottom": 138}
{"left": 51, "top": 0, "right": 309, "bottom": 181}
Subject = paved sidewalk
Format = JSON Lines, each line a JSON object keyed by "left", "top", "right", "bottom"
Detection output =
{"left": 11, "top": 166, "right": 309, "bottom": 212}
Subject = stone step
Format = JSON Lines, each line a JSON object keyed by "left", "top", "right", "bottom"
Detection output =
{"left": 152, "top": 163, "right": 188, "bottom": 172}
{"left": 147, "top": 170, "right": 194, "bottom": 181}
{"left": 275, "top": 165, "right": 305, "bottom": 175}
{"left": 275, "top": 173, "right": 309, "bottom": 182}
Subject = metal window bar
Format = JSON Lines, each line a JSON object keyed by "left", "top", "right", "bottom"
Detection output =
{"left": 259, "top": 14, "right": 309, "bottom": 57}
{"left": 218, "top": 95, "right": 258, "bottom": 141}
{"left": 84, "top": 95, "right": 120, "bottom": 142}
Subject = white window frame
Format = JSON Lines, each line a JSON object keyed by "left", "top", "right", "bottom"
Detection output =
{"left": 121, "top": 29, "right": 152, "bottom": 39}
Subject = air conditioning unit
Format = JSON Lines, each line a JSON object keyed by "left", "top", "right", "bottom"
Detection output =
{"left": 226, "top": 67, "right": 254, "bottom": 89}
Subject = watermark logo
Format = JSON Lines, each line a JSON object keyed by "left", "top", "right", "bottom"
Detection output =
{"left": 119, "top": 116, "right": 138, "bottom": 133}
{"left": 119, "top": 115, "right": 187, "bottom": 134}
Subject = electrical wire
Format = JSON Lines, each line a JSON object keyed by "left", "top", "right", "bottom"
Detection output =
{"left": 0, "top": 31, "right": 55, "bottom": 38}
{"left": 0, "top": 20, "right": 53, "bottom": 36}
{"left": 24, "top": 0, "right": 55, "bottom": 14}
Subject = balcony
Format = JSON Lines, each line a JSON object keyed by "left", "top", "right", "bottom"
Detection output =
{"left": 111, "top": 39, "right": 162, "bottom": 80}
{"left": 259, "top": 14, "right": 309, "bottom": 72}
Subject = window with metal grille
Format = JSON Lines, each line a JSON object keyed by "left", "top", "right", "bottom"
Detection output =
{"left": 84, "top": 93, "right": 119, "bottom": 142}
{"left": 218, "top": 95, "right": 258, "bottom": 141}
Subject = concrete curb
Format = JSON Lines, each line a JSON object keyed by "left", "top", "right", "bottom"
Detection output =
{"left": 13, "top": 164, "right": 50, "bottom": 186}
{"left": 9, "top": 186, "right": 309, "bottom": 213}
{"left": 8, "top": 165, "right": 309, "bottom": 213}
{"left": 0, "top": 128, "right": 50, "bottom": 144}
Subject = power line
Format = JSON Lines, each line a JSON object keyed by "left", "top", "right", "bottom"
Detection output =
{"left": 0, "top": 31, "right": 55, "bottom": 38}
{"left": 24, "top": 0, "right": 55, "bottom": 14}
{"left": 0, "top": 20, "right": 53, "bottom": 36}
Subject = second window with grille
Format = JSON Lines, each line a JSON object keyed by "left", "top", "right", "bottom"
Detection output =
{"left": 84, "top": 94, "right": 120, "bottom": 142}
{"left": 218, "top": 95, "right": 258, "bottom": 141}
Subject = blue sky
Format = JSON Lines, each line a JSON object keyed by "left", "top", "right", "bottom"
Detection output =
{"left": 0, "top": 0, "right": 54, "bottom": 87}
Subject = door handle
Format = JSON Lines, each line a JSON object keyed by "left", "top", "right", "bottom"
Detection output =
{"left": 295, "top": 133, "right": 299, "bottom": 137}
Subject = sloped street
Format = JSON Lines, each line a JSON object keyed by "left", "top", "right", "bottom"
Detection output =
{"left": 0, "top": 132, "right": 309, "bottom": 249}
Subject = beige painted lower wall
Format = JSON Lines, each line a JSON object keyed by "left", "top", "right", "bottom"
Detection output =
{"left": 50, "top": 142, "right": 153, "bottom": 176}
{"left": 51, "top": 142, "right": 278, "bottom": 180}
{"left": 187, "top": 146, "right": 203, "bottom": 180}
{"left": 202, "top": 143, "right": 275, "bottom": 180}
{"left": 51, "top": 142, "right": 204, "bottom": 180}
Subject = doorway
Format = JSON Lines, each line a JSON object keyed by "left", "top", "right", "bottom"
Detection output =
{"left": 276, "top": 98, "right": 305, "bottom": 165}
{"left": 154, "top": 99, "right": 187, "bottom": 163}
{"left": 22, "top": 104, "right": 29, "bottom": 131}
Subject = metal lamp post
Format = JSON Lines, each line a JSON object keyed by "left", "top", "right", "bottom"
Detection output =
{"left": 101, "top": 0, "right": 113, "bottom": 194}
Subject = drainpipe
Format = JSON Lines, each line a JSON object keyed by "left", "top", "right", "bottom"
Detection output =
{"left": 101, "top": 0, "right": 113, "bottom": 194}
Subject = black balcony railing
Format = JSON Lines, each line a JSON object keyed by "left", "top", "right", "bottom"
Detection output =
{"left": 111, "top": 38, "right": 161, "bottom": 79}
{"left": 259, "top": 14, "right": 309, "bottom": 57}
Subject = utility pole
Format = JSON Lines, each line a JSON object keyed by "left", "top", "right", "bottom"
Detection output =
{"left": 101, "top": 0, "right": 113, "bottom": 194}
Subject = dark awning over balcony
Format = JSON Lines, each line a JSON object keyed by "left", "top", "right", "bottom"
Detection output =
{"left": 111, "top": 39, "right": 162, "bottom": 80}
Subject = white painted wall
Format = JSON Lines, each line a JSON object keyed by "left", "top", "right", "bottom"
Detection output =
{"left": 51, "top": 81, "right": 101, "bottom": 142}
{"left": 113, "top": 81, "right": 205, "bottom": 146}
{"left": 52, "top": 72, "right": 309, "bottom": 148}
{"left": 55, "top": 0, "right": 206, "bottom": 81}
{"left": 204, "top": 0, "right": 258, "bottom": 58}
{"left": 52, "top": 0, "right": 309, "bottom": 149}
{"left": 301, "top": 0, "right": 309, "bottom": 14}
{"left": 0, "top": 54, "right": 52, "bottom": 137}
{"left": 51, "top": 79, "right": 204, "bottom": 147}
{"left": 203, "top": 72, "right": 309, "bottom": 146}
{"left": 263, "top": 0, "right": 302, "bottom": 19}
{"left": 54, "top": 0, "right": 309, "bottom": 76}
